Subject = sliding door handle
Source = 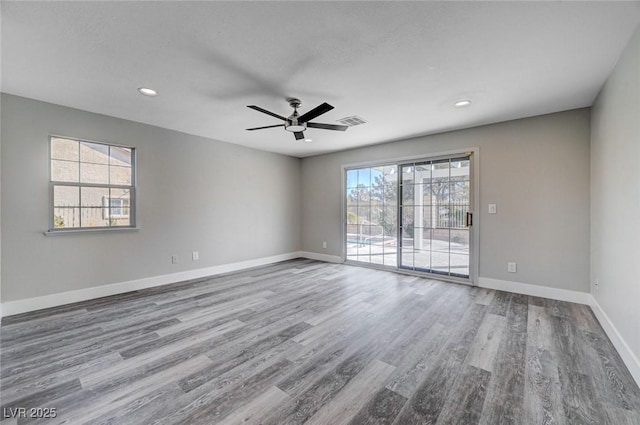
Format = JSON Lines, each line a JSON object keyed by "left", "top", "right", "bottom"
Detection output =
{"left": 466, "top": 212, "right": 473, "bottom": 227}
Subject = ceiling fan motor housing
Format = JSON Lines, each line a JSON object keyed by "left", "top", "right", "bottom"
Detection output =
{"left": 285, "top": 98, "right": 306, "bottom": 132}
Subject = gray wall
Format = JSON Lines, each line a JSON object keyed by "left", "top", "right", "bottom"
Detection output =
{"left": 591, "top": 26, "right": 640, "bottom": 362}
{"left": 0, "top": 4, "right": 3, "bottom": 309}
{"left": 301, "top": 109, "right": 591, "bottom": 292}
{"left": 1, "top": 94, "right": 301, "bottom": 301}
{"left": 0, "top": 94, "right": 593, "bottom": 304}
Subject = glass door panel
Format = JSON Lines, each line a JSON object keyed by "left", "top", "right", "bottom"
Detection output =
{"left": 398, "top": 157, "right": 471, "bottom": 278}
{"left": 346, "top": 165, "right": 398, "bottom": 267}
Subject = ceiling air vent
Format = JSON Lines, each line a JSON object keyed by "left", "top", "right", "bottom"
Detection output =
{"left": 337, "top": 115, "right": 367, "bottom": 127}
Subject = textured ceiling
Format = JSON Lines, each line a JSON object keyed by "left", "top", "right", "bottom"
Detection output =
{"left": 2, "top": 1, "right": 639, "bottom": 157}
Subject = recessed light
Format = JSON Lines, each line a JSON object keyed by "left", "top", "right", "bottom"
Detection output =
{"left": 138, "top": 87, "right": 157, "bottom": 97}
{"left": 454, "top": 99, "right": 472, "bottom": 108}
{"left": 304, "top": 138, "right": 313, "bottom": 143}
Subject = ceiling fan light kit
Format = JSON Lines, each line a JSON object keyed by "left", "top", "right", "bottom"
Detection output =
{"left": 246, "top": 98, "right": 348, "bottom": 141}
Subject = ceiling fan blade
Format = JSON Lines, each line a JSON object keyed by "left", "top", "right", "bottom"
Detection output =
{"left": 294, "top": 132, "right": 305, "bottom": 140}
{"left": 307, "top": 122, "right": 348, "bottom": 131}
{"left": 297, "top": 102, "right": 334, "bottom": 123}
{"left": 246, "top": 124, "right": 285, "bottom": 131}
{"left": 247, "top": 105, "right": 287, "bottom": 121}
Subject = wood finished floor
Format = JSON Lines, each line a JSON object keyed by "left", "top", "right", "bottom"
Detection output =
{"left": 1, "top": 259, "right": 640, "bottom": 425}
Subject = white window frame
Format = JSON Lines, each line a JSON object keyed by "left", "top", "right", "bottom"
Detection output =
{"left": 47, "top": 135, "right": 137, "bottom": 234}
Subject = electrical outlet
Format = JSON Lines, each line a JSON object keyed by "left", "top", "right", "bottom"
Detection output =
{"left": 322, "top": 241, "right": 327, "bottom": 249}
{"left": 192, "top": 251, "right": 199, "bottom": 261}
{"left": 172, "top": 255, "right": 178, "bottom": 264}
{"left": 507, "top": 262, "right": 517, "bottom": 273}
{"left": 488, "top": 204, "right": 497, "bottom": 214}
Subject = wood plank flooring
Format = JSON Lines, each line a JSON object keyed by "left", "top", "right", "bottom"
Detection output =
{"left": 1, "top": 259, "right": 639, "bottom": 424}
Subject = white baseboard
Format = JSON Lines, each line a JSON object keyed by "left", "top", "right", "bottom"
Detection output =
{"left": 0, "top": 252, "right": 302, "bottom": 318}
{"left": 478, "top": 277, "right": 592, "bottom": 305}
{"left": 589, "top": 296, "right": 640, "bottom": 387}
{"left": 298, "top": 251, "right": 343, "bottom": 263}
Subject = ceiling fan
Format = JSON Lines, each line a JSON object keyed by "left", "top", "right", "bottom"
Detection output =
{"left": 246, "top": 98, "right": 348, "bottom": 141}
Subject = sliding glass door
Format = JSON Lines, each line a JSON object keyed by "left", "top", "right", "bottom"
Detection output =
{"left": 345, "top": 153, "right": 474, "bottom": 281}
{"left": 399, "top": 157, "right": 471, "bottom": 277}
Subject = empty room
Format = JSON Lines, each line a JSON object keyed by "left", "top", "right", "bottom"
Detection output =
{"left": 1, "top": 1, "right": 640, "bottom": 424}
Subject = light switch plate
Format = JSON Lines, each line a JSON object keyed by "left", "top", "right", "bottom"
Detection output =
{"left": 488, "top": 204, "right": 497, "bottom": 214}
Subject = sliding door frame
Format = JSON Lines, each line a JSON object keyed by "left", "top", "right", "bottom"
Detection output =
{"left": 341, "top": 147, "right": 480, "bottom": 285}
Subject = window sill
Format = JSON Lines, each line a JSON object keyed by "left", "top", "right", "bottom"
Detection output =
{"left": 44, "top": 227, "right": 140, "bottom": 236}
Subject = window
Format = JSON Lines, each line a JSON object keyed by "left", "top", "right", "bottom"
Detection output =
{"left": 49, "top": 136, "right": 136, "bottom": 231}
{"left": 102, "top": 197, "right": 131, "bottom": 219}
